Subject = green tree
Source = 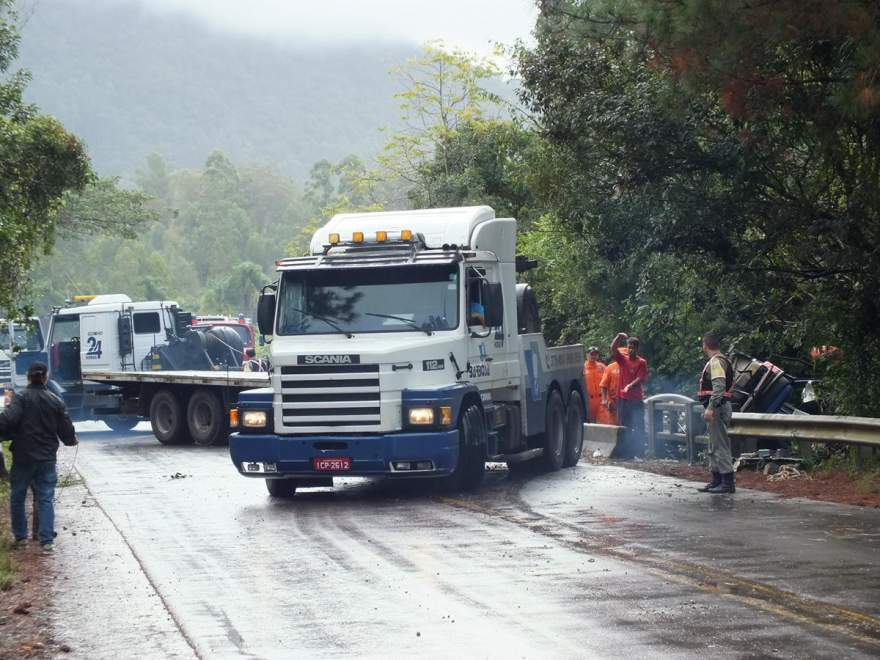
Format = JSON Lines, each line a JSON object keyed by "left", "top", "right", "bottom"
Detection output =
{"left": 55, "top": 177, "right": 159, "bottom": 239}
{"left": 515, "top": 0, "right": 880, "bottom": 411}
{"left": 0, "top": 1, "right": 92, "bottom": 312}
{"left": 202, "top": 261, "right": 268, "bottom": 314}
{"left": 34, "top": 151, "right": 312, "bottom": 316}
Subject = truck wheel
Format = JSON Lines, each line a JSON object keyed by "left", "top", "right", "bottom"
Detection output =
{"left": 542, "top": 390, "right": 566, "bottom": 471}
{"left": 562, "top": 391, "right": 585, "bottom": 467}
{"left": 448, "top": 403, "right": 487, "bottom": 491}
{"left": 266, "top": 478, "right": 298, "bottom": 498}
{"left": 187, "top": 389, "right": 229, "bottom": 447}
{"left": 150, "top": 390, "right": 190, "bottom": 445}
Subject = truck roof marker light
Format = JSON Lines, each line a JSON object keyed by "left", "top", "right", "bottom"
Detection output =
{"left": 352, "top": 231, "right": 364, "bottom": 243}
{"left": 401, "top": 229, "right": 413, "bottom": 241}
{"left": 328, "top": 233, "right": 340, "bottom": 245}
{"left": 375, "top": 230, "right": 388, "bottom": 242}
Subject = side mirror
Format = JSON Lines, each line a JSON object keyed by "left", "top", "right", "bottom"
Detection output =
{"left": 257, "top": 290, "right": 276, "bottom": 337}
{"left": 480, "top": 280, "right": 504, "bottom": 327}
{"left": 244, "top": 347, "right": 256, "bottom": 359}
{"left": 258, "top": 335, "right": 266, "bottom": 347}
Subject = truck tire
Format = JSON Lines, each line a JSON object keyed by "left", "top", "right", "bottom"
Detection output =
{"left": 542, "top": 389, "right": 566, "bottom": 471}
{"left": 150, "top": 390, "right": 190, "bottom": 445}
{"left": 102, "top": 416, "right": 141, "bottom": 433}
{"left": 562, "top": 391, "right": 585, "bottom": 467}
{"left": 186, "top": 389, "right": 229, "bottom": 447}
{"left": 266, "top": 478, "right": 298, "bottom": 498}
{"left": 448, "top": 403, "right": 487, "bottom": 491}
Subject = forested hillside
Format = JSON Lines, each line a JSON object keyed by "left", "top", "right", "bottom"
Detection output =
{"left": 8, "top": 1, "right": 880, "bottom": 413}
{"left": 32, "top": 151, "right": 343, "bottom": 315}
{"left": 16, "top": 0, "right": 413, "bottom": 178}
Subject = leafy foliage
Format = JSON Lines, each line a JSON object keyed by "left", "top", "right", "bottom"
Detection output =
{"left": 513, "top": 0, "right": 880, "bottom": 412}
{"left": 0, "top": 0, "right": 91, "bottom": 314}
{"left": 33, "top": 151, "right": 311, "bottom": 315}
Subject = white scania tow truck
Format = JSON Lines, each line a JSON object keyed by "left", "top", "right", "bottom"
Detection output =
{"left": 229, "top": 206, "right": 586, "bottom": 496}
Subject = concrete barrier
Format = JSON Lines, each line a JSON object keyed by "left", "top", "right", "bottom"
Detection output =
{"left": 582, "top": 423, "right": 623, "bottom": 458}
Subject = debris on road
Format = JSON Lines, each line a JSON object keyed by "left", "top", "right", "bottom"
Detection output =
{"left": 13, "top": 602, "right": 32, "bottom": 615}
{"left": 767, "top": 465, "right": 812, "bottom": 482}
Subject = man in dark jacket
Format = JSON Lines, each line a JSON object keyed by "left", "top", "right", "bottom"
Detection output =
{"left": 0, "top": 362, "right": 77, "bottom": 551}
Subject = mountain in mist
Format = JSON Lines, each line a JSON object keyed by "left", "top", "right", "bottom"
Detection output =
{"left": 17, "top": 0, "right": 414, "bottom": 179}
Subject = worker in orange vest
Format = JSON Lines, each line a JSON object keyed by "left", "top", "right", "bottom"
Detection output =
{"left": 582, "top": 347, "right": 606, "bottom": 423}
{"left": 597, "top": 343, "right": 628, "bottom": 425}
{"left": 598, "top": 360, "right": 621, "bottom": 425}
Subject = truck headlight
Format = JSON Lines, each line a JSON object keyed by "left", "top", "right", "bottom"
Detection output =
{"left": 408, "top": 407, "right": 434, "bottom": 425}
{"left": 242, "top": 410, "right": 268, "bottom": 428}
{"left": 407, "top": 405, "right": 453, "bottom": 427}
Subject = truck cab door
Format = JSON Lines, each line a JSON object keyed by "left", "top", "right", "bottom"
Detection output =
{"left": 79, "top": 313, "right": 115, "bottom": 374}
{"left": 465, "top": 264, "right": 516, "bottom": 387}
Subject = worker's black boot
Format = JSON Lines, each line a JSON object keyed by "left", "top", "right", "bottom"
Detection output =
{"left": 707, "top": 472, "right": 735, "bottom": 494}
{"left": 697, "top": 471, "right": 721, "bottom": 492}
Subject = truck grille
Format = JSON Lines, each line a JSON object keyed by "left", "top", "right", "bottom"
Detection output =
{"left": 279, "top": 364, "right": 380, "bottom": 430}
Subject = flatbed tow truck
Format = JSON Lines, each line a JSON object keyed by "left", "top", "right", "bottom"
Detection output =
{"left": 37, "top": 294, "right": 265, "bottom": 444}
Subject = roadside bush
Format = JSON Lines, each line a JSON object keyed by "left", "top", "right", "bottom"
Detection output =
{"left": 0, "top": 443, "right": 13, "bottom": 590}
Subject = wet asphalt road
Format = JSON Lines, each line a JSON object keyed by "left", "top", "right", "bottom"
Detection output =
{"left": 52, "top": 423, "right": 880, "bottom": 659}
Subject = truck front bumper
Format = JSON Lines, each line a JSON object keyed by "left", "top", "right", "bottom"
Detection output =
{"left": 229, "top": 430, "right": 460, "bottom": 478}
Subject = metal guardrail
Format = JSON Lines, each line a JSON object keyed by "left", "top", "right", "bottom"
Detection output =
{"left": 645, "top": 394, "right": 880, "bottom": 463}
{"left": 730, "top": 413, "right": 880, "bottom": 447}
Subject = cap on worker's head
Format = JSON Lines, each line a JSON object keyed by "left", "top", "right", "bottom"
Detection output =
{"left": 27, "top": 361, "right": 48, "bottom": 377}
{"left": 587, "top": 346, "right": 599, "bottom": 354}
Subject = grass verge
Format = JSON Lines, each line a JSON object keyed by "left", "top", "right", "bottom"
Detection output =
{"left": 0, "top": 442, "right": 13, "bottom": 590}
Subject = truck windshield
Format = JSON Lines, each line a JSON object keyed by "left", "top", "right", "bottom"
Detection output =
{"left": 50, "top": 315, "right": 80, "bottom": 344}
{"left": 277, "top": 264, "right": 459, "bottom": 336}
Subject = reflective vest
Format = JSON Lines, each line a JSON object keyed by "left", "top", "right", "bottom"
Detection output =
{"left": 698, "top": 354, "right": 733, "bottom": 405}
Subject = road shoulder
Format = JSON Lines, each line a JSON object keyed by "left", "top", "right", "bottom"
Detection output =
{"left": 621, "top": 459, "right": 880, "bottom": 508}
{"left": 49, "top": 450, "right": 197, "bottom": 659}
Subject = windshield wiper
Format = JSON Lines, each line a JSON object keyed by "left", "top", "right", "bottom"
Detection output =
{"left": 290, "top": 307, "right": 354, "bottom": 338}
{"left": 365, "top": 312, "right": 433, "bottom": 336}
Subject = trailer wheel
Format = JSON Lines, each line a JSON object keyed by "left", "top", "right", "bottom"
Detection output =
{"left": 542, "top": 389, "right": 566, "bottom": 471}
{"left": 187, "top": 389, "right": 229, "bottom": 447}
{"left": 562, "top": 391, "right": 585, "bottom": 467}
{"left": 150, "top": 390, "right": 190, "bottom": 445}
{"left": 266, "top": 478, "right": 298, "bottom": 498}
{"left": 447, "top": 403, "right": 487, "bottom": 491}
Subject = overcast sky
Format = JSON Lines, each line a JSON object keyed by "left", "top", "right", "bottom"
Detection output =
{"left": 111, "top": 0, "right": 538, "bottom": 52}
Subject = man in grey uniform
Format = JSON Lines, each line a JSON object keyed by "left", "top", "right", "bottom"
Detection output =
{"left": 697, "top": 333, "right": 735, "bottom": 494}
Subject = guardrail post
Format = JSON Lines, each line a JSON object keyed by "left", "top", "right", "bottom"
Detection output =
{"left": 646, "top": 398, "right": 657, "bottom": 459}
{"left": 686, "top": 402, "right": 697, "bottom": 465}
